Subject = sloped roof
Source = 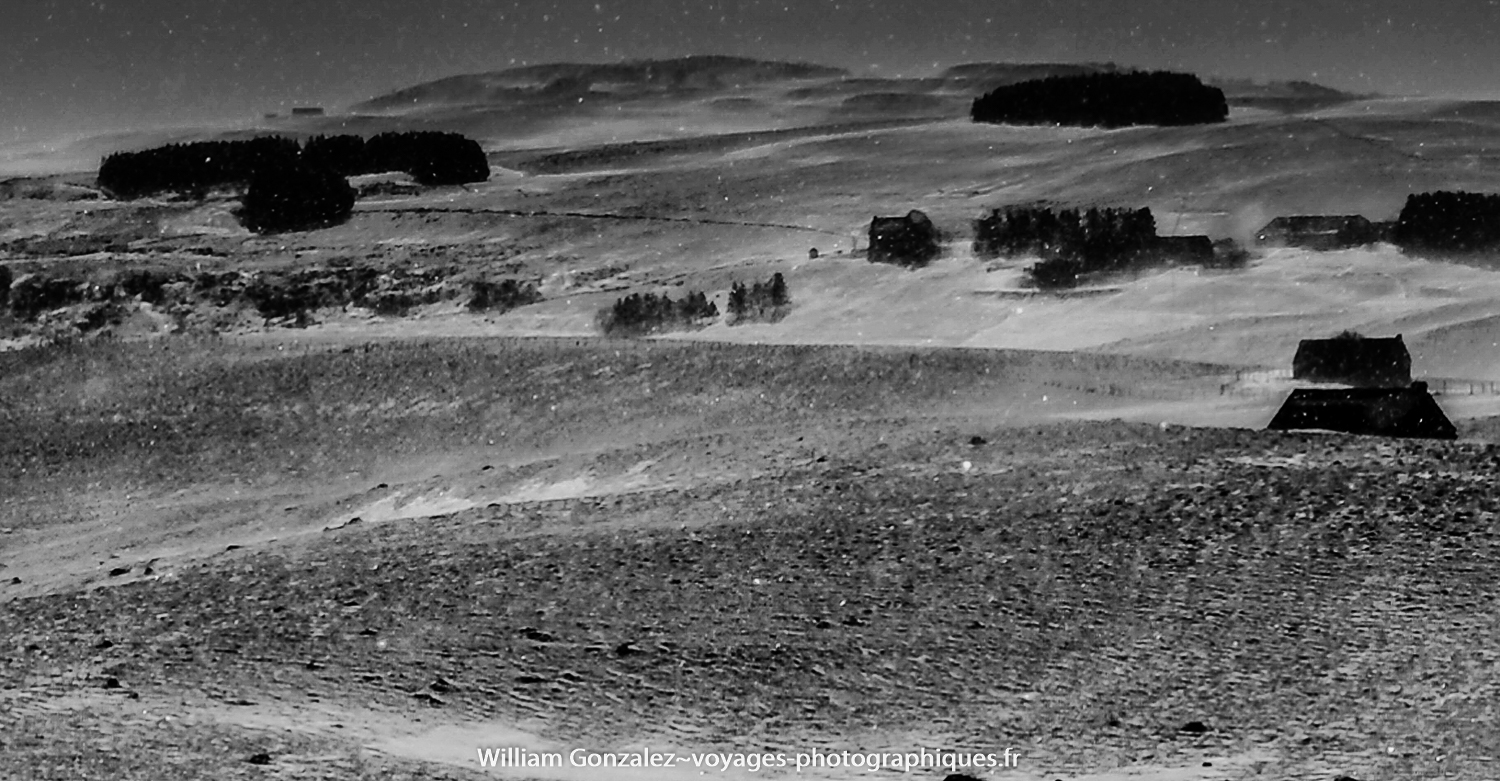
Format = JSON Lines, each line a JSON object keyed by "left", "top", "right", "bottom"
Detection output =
{"left": 1267, "top": 384, "right": 1456, "bottom": 439}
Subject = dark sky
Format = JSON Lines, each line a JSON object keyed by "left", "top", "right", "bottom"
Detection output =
{"left": 6, "top": 0, "right": 1500, "bottom": 144}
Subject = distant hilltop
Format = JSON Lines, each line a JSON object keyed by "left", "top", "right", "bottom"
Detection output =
{"left": 351, "top": 54, "right": 1366, "bottom": 116}
{"left": 1205, "top": 77, "right": 1373, "bottom": 112}
{"left": 353, "top": 55, "right": 850, "bottom": 112}
{"left": 935, "top": 61, "right": 1121, "bottom": 88}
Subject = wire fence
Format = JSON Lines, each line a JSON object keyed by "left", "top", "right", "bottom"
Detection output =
{"left": 1212, "top": 369, "right": 1500, "bottom": 399}
{"left": 1426, "top": 378, "right": 1500, "bottom": 397}
{"left": 1050, "top": 370, "right": 1500, "bottom": 402}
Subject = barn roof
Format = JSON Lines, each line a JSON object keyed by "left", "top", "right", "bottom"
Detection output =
{"left": 1267, "top": 384, "right": 1456, "bottom": 439}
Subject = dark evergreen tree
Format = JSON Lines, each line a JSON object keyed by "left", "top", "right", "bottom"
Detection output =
{"left": 301, "top": 134, "right": 369, "bottom": 176}
{"left": 97, "top": 131, "right": 489, "bottom": 199}
{"left": 98, "top": 137, "right": 301, "bottom": 198}
{"left": 1027, "top": 257, "right": 1083, "bottom": 289}
{"left": 1393, "top": 191, "right": 1500, "bottom": 254}
{"left": 725, "top": 273, "right": 792, "bottom": 325}
{"left": 364, "top": 131, "right": 489, "bottom": 185}
{"left": 769, "top": 272, "right": 789, "bottom": 306}
{"left": 975, "top": 204, "right": 1164, "bottom": 287}
{"left": 598, "top": 289, "right": 718, "bottom": 335}
{"left": 0, "top": 264, "right": 11, "bottom": 311}
{"left": 727, "top": 282, "right": 748, "bottom": 319}
{"left": 238, "top": 164, "right": 356, "bottom": 234}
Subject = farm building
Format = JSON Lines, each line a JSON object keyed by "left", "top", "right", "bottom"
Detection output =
{"left": 1256, "top": 215, "right": 1387, "bottom": 250}
{"left": 1267, "top": 382, "right": 1456, "bottom": 440}
{"left": 1148, "top": 235, "right": 1215, "bottom": 264}
{"left": 868, "top": 210, "right": 941, "bottom": 267}
{"left": 1293, "top": 332, "right": 1411, "bottom": 387}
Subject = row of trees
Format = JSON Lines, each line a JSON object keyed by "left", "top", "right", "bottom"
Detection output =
{"left": 595, "top": 273, "right": 797, "bottom": 336}
{"left": 974, "top": 205, "right": 1160, "bottom": 287}
{"left": 974, "top": 206, "right": 1157, "bottom": 263}
{"left": 98, "top": 131, "right": 489, "bottom": 199}
{"left": 971, "top": 71, "right": 1228, "bottom": 128}
{"left": 300, "top": 132, "right": 490, "bottom": 185}
{"left": 1393, "top": 191, "right": 1500, "bottom": 254}
{"left": 597, "top": 291, "right": 719, "bottom": 336}
{"left": 727, "top": 273, "right": 790, "bottom": 324}
{"left": 97, "top": 137, "right": 301, "bottom": 199}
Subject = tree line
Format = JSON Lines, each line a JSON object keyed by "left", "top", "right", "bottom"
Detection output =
{"left": 95, "top": 131, "right": 489, "bottom": 234}
{"left": 97, "top": 131, "right": 489, "bottom": 199}
{"left": 597, "top": 290, "right": 719, "bottom": 336}
{"left": 974, "top": 205, "right": 1158, "bottom": 287}
{"left": 596, "top": 273, "right": 793, "bottom": 336}
{"left": 727, "top": 273, "right": 789, "bottom": 324}
{"left": 971, "top": 71, "right": 1228, "bottom": 128}
{"left": 1393, "top": 191, "right": 1500, "bottom": 255}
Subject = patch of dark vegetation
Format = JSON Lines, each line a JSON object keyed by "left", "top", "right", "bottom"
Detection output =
{"left": 76, "top": 301, "right": 129, "bottom": 332}
{"left": 868, "top": 210, "right": 941, "bottom": 268}
{"left": 1, "top": 234, "right": 136, "bottom": 257}
{"left": 0, "top": 264, "right": 11, "bottom": 309}
{"left": 110, "top": 268, "right": 191, "bottom": 304}
{"left": 976, "top": 205, "right": 1153, "bottom": 287}
{"left": 976, "top": 205, "right": 1246, "bottom": 288}
{"left": 304, "top": 132, "right": 490, "bottom": 186}
{"left": 97, "top": 132, "right": 489, "bottom": 201}
{"left": 9, "top": 275, "right": 88, "bottom": 321}
{"left": 236, "top": 164, "right": 356, "bottom": 235}
{"left": 467, "top": 279, "right": 542, "bottom": 314}
{"left": 237, "top": 265, "right": 458, "bottom": 323}
{"left": 97, "top": 137, "right": 302, "bottom": 200}
{"left": 1, "top": 262, "right": 502, "bottom": 333}
{"left": 597, "top": 290, "right": 718, "bottom": 336}
{"left": 726, "top": 273, "right": 790, "bottom": 325}
{"left": 976, "top": 205, "right": 1154, "bottom": 261}
{"left": 242, "top": 274, "right": 351, "bottom": 324}
{"left": 1393, "top": 191, "right": 1500, "bottom": 256}
{"left": 971, "top": 70, "right": 1228, "bottom": 128}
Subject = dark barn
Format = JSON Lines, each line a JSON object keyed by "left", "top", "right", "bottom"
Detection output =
{"left": 1293, "top": 333, "right": 1412, "bottom": 387}
{"left": 868, "top": 210, "right": 941, "bottom": 267}
{"left": 1148, "top": 235, "right": 1215, "bottom": 264}
{"left": 1257, "top": 215, "right": 1383, "bottom": 250}
{"left": 1267, "top": 383, "right": 1457, "bottom": 440}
